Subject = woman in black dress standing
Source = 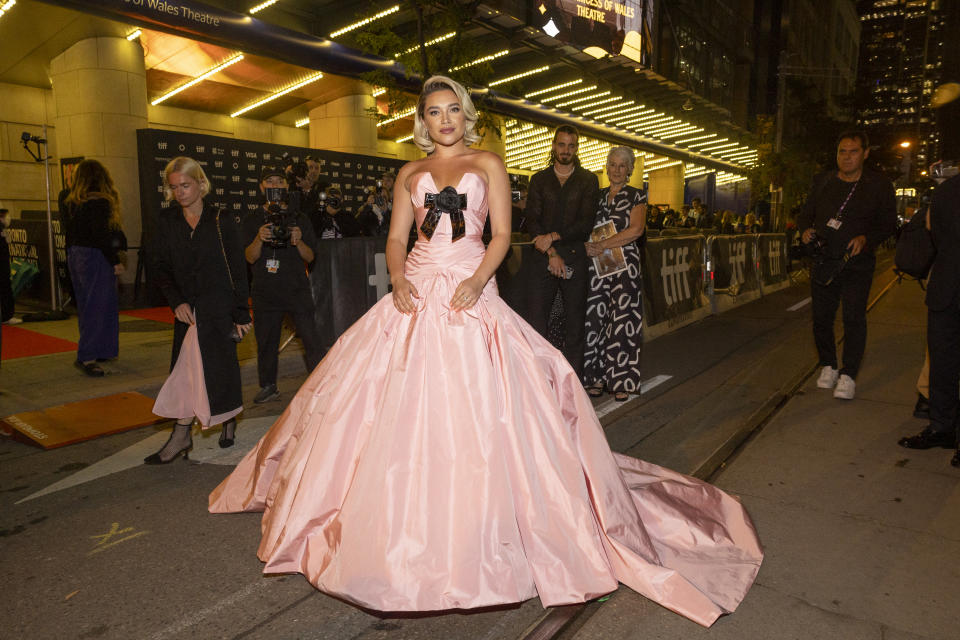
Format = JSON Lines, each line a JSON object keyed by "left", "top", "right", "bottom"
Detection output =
{"left": 63, "top": 160, "right": 126, "bottom": 376}
{"left": 145, "top": 156, "right": 251, "bottom": 464}
{"left": 583, "top": 146, "right": 647, "bottom": 401}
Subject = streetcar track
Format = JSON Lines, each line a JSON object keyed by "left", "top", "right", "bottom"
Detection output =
{"left": 513, "top": 267, "right": 902, "bottom": 640}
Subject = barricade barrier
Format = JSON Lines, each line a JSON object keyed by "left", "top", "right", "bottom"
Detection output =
{"left": 757, "top": 233, "right": 791, "bottom": 294}
{"left": 307, "top": 231, "right": 794, "bottom": 349}
{"left": 713, "top": 233, "right": 789, "bottom": 310}
{"left": 309, "top": 237, "right": 389, "bottom": 349}
{"left": 706, "top": 234, "right": 761, "bottom": 313}
{"left": 641, "top": 234, "right": 711, "bottom": 338}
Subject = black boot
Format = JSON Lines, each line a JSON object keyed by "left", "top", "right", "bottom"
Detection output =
{"left": 144, "top": 420, "right": 193, "bottom": 464}
{"left": 219, "top": 418, "right": 236, "bottom": 449}
{"left": 913, "top": 393, "right": 930, "bottom": 419}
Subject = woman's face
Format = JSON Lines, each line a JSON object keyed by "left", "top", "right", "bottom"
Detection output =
{"left": 422, "top": 89, "right": 465, "bottom": 147}
{"left": 606, "top": 154, "right": 630, "bottom": 185}
{"left": 168, "top": 172, "right": 204, "bottom": 210}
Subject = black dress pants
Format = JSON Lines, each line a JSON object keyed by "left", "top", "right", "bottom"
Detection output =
{"left": 811, "top": 257, "right": 874, "bottom": 379}
{"left": 525, "top": 253, "right": 588, "bottom": 379}
{"left": 927, "top": 295, "right": 960, "bottom": 437}
{"left": 253, "top": 306, "right": 323, "bottom": 388}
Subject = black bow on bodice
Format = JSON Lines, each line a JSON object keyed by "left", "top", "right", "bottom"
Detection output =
{"left": 421, "top": 186, "right": 467, "bottom": 241}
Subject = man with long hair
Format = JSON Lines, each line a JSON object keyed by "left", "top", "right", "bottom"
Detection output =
{"left": 522, "top": 125, "right": 600, "bottom": 378}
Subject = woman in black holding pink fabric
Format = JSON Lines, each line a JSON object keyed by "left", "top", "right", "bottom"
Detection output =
{"left": 146, "top": 156, "right": 251, "bottom": 464}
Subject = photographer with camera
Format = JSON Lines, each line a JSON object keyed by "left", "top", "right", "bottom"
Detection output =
{"left": 243, "top": 166, "right": 323, "bottom": 404}
{"left": 312, "top": 186, "right": 362, "bottom": 239}
{"left": 356, "top": 178, "right": 393, "bottom": 237}
{"left": 798, "top": 131, "right": 896, "bottom": 400}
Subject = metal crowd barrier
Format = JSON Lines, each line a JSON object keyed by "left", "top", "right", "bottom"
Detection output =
{"left": 299, "top": 231, "right": 792, "bottom": 348}
{"left": 642, "top": 232, "right": 790, "bottom": 336}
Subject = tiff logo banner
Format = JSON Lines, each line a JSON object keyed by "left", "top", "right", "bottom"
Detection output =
{"left": 644, "top": 237, "right": 706, "bottom": 326}
{"left": 758, "top": 235, "right": 788, "bottom": 286}
{"left": 768, "top": 239, "right": 783, "bottom": 277}
{"left": 729, "top": 239, "right": 747, "bottom": 286}
{"left": 661, "top": 246, "right": 692, "bottom": 306}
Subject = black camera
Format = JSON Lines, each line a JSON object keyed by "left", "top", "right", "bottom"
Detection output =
{"left": 509, "top": 174, "right": 524, "bottom": 203}
{"left": 805, "top": 230, "right": 827, "bottom": 257}
{"left": 319, "top": 191, "right": 341, "bottom": 211}
{"left": 264, "top": 186, "right": 294, "bottom": 248}
{"left": 286, "top": 161, "right": 309, "bottom": 187}
{"left": 424, "top": 186, "right": 466, "bottom": 212}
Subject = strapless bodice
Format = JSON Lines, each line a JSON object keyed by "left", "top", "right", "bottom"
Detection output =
{"left": 405, "top": 171, "right": 492, "bottom": 288}
{"left": 410, "top": 171, "right": 489, "bottom": 241}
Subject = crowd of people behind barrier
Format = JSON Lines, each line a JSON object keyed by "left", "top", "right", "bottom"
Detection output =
{"left": 645, "top": 200, "right": 765, "bottom": 235}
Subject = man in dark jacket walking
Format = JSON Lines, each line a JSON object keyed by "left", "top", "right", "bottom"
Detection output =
{"left": 797, "top": 131, "right": 897, "bottom": 400}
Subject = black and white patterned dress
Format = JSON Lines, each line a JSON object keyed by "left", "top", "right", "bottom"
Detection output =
{"left": 583, "top": 185, "right": 646, "bottom": 393}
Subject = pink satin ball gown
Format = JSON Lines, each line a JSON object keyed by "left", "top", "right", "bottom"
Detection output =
{"left": 209, "top": 171, "right": 763, "bottom": 627}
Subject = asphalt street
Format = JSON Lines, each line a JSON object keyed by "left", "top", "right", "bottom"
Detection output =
{"left": 3, "top": 253, "right": 956, "bottom": 640}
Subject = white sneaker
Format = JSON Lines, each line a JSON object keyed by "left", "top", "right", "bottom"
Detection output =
{"left": 3, "top": 317, "right": 22, "bottom": 325}
{"left": 833, "top": 374, "right": 856, "bottom": 400}
{"left": 816, "top": 366, "right": 839, "bottom": 388}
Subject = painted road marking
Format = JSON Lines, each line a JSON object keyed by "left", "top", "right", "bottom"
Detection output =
{"left": 22, "top": 373, "right": 675, "bottom": 503}
{"left": 787, "top": 297, "right": 812, "bottom": 311}
{"left": 595, "top": 375, "right": 672, "bottom": 419}
{"left": 17, "top": 415, "right": 280, "bottom": 504}
{"left": 89, "top": 522, "right": 149, "bottom": 556}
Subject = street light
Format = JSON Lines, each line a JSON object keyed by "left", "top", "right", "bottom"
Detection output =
{"left": 896, "top": 140, "right": 913, "bottom": 186}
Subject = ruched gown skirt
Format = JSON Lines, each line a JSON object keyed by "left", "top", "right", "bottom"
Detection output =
{"left": 209, "top": 173, "right": 762, "bottom": 627}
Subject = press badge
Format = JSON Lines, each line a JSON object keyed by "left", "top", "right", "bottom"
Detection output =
{"left": 266, "top": 258, "right": 280, "bottom": 273}
{"left": 826, "top": 218, "right": 842, "bottom": 230}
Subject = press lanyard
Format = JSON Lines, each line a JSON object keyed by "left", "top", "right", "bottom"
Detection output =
{"left": 833, "top": 179, "right": 859, "bottom": 222}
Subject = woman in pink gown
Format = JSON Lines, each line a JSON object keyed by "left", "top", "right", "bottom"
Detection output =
{"left": 209, "top": 76, "right": 762, "bottom": 627}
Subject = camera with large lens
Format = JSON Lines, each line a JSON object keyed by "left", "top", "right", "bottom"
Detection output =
{"left": 286, "top": 161, "right": 309, "bottom": 188}
{"left": 264, "top": 186, "right": 293, "bottom": 248}
{"left": 318, "top": 191, "right": 341, "bottom": 211}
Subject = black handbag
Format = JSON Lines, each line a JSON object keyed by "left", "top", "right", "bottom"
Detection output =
{"left": 894, "top": 208, "right": 934, "bottom": 280}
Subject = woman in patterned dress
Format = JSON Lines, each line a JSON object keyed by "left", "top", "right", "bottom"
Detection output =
{"left": 583, "top": 147, "right": 647, "bottom": 401}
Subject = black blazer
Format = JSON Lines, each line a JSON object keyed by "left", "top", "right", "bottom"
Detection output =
{"left": 151, "top": 202, "right": 251, "bottom": 415}
{"left": 925, "top": 175, "right": 960, "bottom": 312}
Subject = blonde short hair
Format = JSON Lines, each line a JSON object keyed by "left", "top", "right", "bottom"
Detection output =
{"left": 162, "top": 156, "right": 211, "bottom": 202}
{"left": 413, "top": 75, "right": 480, "bottom": 154}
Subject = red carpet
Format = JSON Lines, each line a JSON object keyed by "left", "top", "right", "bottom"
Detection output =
{"left": 121, "top": 306, "right": 175, "bottom": 324}
{"left": 1, "top": 325, "right": 78, "bottom": 360}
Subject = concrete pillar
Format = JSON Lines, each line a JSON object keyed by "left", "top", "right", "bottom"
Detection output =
{"left": 50, "top": 37, "right": 148, "bottom": 284}
{"left": 308, "top": 93, "right": 378, "bottom": 156}
{"left": 647, "top": 163, "right": 685, "bottom": 209}
{"left": 629, "top": 153, "right": 645, "bottom": 189}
